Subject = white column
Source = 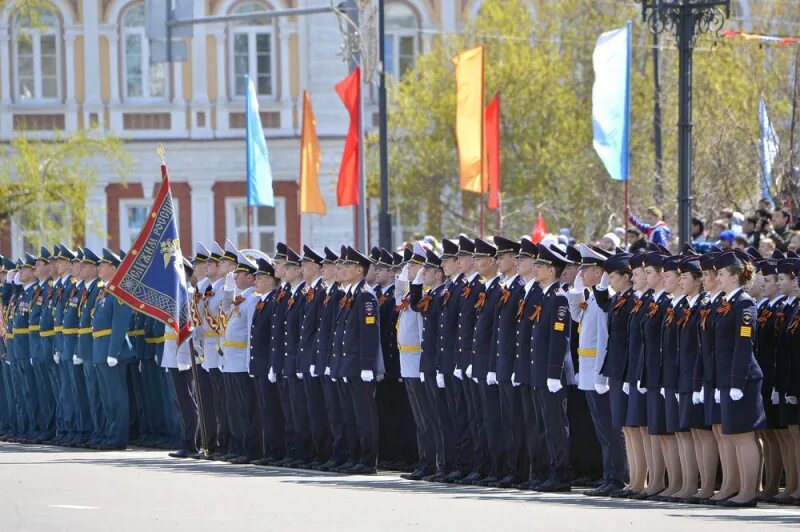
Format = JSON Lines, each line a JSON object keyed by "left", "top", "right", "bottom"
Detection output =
{"left": 0, "top": 25, "right": 12, "bottom": 139}
{"left": 190, "top": 181, "right": 214, "bottom": 246}
{"left": 190, "top": 0, "right": 211, "bottom": 139}
{"left": 171, "top": 58, "right": 187, "bottom": 136}
{"left": 278, "top": 22, "right": 296, "bottom": 132}
{"left": 64, "top": 28, "right": 78, "bottom": 132}
{"left": 82, "top": 0, "right": 103, "bottom": 119}
{"left": 106, "top": 32, "right": 123, "bottom": 132}
{"left": 85, "top": 187, "right": 107, "bottom": 250}
{"left": 213, "top": 27, "right": 229, "bottom": 132}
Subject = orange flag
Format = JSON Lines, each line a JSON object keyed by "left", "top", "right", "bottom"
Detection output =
{"left": 335, "top": 67, "right": 361, "bottom": 207}
{"left": 452, "top": 46, "right": 486, "bottom": 194}
{"left": 531, "top": 214, "right": 548, "bottom": 244}
{"left": 300, "top": 90, "right": 326, "bottom": 215}
{"left": 485, "top": 93, "right": 500, "bottom": 210}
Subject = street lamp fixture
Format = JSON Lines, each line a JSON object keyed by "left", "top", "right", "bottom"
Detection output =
{"left": 635, "top": 1, "right": 731, "bottom": 245}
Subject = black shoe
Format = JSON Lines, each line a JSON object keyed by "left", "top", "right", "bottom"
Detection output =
{"left": 288, "top": 460, "right": 311, "bottom": 469}
{"left": 719, "top": 498, "right": 758, "bottom": 508}
{"left": 168, "top": 449, "right": 191, "bottom": 459}
{"left": 440, "top": 470, "right": 466, "bottom": 484}
{"left": 315, "top": 459, "right": 340, "bottom": 472}
{"left": 536, "top": 480, "right": 572, "bottom": 493}
{"left": 571, "top": 475, "right": 593, "bottom": 487}
{"left": 333, "top": 461, "right": 357, "bottom": 473}
{"left": 455, "top": 471, "right": 483, "bottom": 485}
{"left": 585, "top": 480, "right": 625, "bottom": 497}
{"left": 272, "top": 457, "right": 295, "bottom": 468}
{"left": 345, "top": 464, "right": 377, "bottom": 475}
{"left": 229, "top": 455, "right": 253, "bottom": 465}
{"left": 250, "top": 457, "right": 272, "bottom": 466}
{"left": 494, "top": 474, "right": 521, "bottom": 488}
{"left": 188, "top": 451, "right": 209, "bottom": 460}
{"left": 609, "top": 488, "right": 636, "bottom": 499}
{"left": 478, "top": 476, "right": 500, "bottom": 487}
{"left": 401, "top": 469, "right": 432, "bottom": 481}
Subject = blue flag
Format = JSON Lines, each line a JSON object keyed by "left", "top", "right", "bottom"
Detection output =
{"left": 109, "top": 166, "right": 192, "bottom": 345}
{"left": 759, "top": 96, "right": 779, "bottom": 204}
{"left": 246, "top": 75, "right": 275, "bottom": 207}
{"left": 592, "top": 22, "right": 632, "bottom": 182}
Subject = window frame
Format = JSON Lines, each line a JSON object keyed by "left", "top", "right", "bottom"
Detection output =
{"left": 122, "top": 3, "right": 169, "bottom": 103}
{"left": 383, "top": 4, "right": 419, "bottom": 81}
{"left": 12, "top": 14, "right": 61, "bottom": 103}
{"left": 224, "top": 197, "right": 286, "bottom": 252}
{"left": 119, "top": 198, "right": 179, "bottom": 249}
{"left": 229, "top": 24, "right": 276, "bottom": 99}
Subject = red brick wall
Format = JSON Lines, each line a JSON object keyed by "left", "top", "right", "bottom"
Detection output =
{"left": 212, "top": 180, "right": 299, "bottom": 250}
{"left": 106, "top": 182, "right": 192, "bottom": 251}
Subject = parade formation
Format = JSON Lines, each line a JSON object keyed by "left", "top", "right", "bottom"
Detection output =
{"left": 1, "top": 226, "right": 799, "bottom": 511}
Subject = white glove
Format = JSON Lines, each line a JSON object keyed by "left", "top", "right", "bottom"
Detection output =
{"left": 296, "top": 372, "right": 304, "bottom": 379}
{"left": 53, "top": 354, "right": 60, "bottom": 364}
{"left": 512, "top": 372, "right": 520, "bottom": 387}
{"left": 413, "top": 267, "right": 425, "bottom": 285}
{"left": 419, "top": 372, "right": 425, "bottom": 383}
{"left": 177, "top": 363, "right": 190, "bottom": 371}
{"left": 598, "top": 272, "right": 610, "bottom": 290}
{"left": 637, "top": 380, "right": 646, "bottom": 394}
{"left": 573, "top": 272, "right": 585, "bottom": 291}
{"left": 660, "top": 388, "right": 665, "bottom": 398}
{"left": 268, "top": 367, "right": 277, "bottom": 383}
{"left": 692, "top": 391, "right": 702, "bottom": 405}
{"left": 107, "top": 356, "right": 118, "bottom": 368}
{"left": 377, "top": 373, "right": 385, "bottom": 382}
{"left": 547, "top": 378, "right": 563, "bottom": 393}
{"left": 324, "top": 366, "right": 331, "bottom": 376}
{"left": 466, "top": 364, "right": 473, "bottom": 379}
{"left": 436, "top": 372, "right": 445, "bottom": 388}
{"left": 787, "top": 395, "right": 798, "bottom": 405}
{"left": 771, "top": 388, "right": 780, "bottom": 405}
{"left": 138, "top": 360, "right": 143, "bottom": 373}
{"left": 398, "top": 264, "right": 410, "bottom": 282}
{"left": 73, "top": 355, "right": 82, "bottom": 366}
{"left": 595, "top": 382, "right": 609, "bottom": 394}
{"left": 224, "top": 271, "right": 236, "bottom": 291}
{"left": 13, "top": 272, "right": 21, "bottom": 285}
{"left": 454, "top": 368, "right": 463, "bottom": 380}
{"left": 361, "top": 369, "right": 374, "bottom": 382}
{"left": 729, "top": 388, "right": 743, "bottom": 401}
{"left": 487, "top": 372, "right": 497, "bottom": 386}
{"left": 714, "top": 389, "right": 721, "bottom": 404}
{"left": 30, "top": 358, "right": 33, "bottom": 365}
{"left": 622, "top": 382, "right": 630, "bottom": 395}
{"left": 574, "top": 372, "right": 581, "bottom": 385}
{"left": 310, "top": 365, "right": 318, "bottom": 377}
{"left": 698, "top": 386, "right": 705, "bottom": 403}
{"left": 675, "top": 392, "right": 680, "bottom": 402}
{"left": 342, "top": 377, "right": 347, "bottom": 383}
{"left": 472, "top": 377, "right": 478, "bottom": 383}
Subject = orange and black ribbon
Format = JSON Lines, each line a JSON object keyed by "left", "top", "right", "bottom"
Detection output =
{"left": 665, "top": 307, "right": 676, "bottom": 326}
{"left": 789, "top": 315, "right": 800, "bottom": 335}
{"left": 416, "top": 295, "right": 433, "bottom": 313}
{"left": 717, "top": 301, "right": 733, "bottom": 316}
{"left": 757, "top": 309, "right": 772, "bottom": 325}
{"left": 378, "top": 294, "right": 388, "bottom": 306}
{"left": 287, "top": 296, "right": 296, "bottom": 309}
{"left": 305, "top": 288, "right": 315, "bottom": 303}
{"left": 775, "top": 312, "right": 786, "bottom": 331}
{"left": 323, "top": 293, "right": 332, "bottom": 306}
{"left": 461, "top": 286, "right": 472, "bottom": 299}
{"left": 699, "top": 309, "right": 711, "bottom": 331}
{"left": 499, "top": 289, "right": 511, "bottom": 306}
{"left": 443, "top": 291, "right": 452, "bottom": 307}
{"left": 578, "top": 301, "right": 589, "bottom": 311}
{"left": 395, "top": 297, "right": 410, "bottom": 313}
{"left": 516, "top": 299, "right": 526, "bottom": 320}
{"left": 646, "top": 301, "right": 659, "bottom": 318}
{"left": 678, "top": 308, "right": 692, "bottom": 327}
{"left": 256, "top": 301, "right": 265, "bottom": 312}
{"left": 474, "top": 292, "right": 487, "bottom": 311}
{"left": 612, "top": 296, "right": 627, "bottom": 315}
{"left": 631, "top": 298, "right": 644, "bottom": 315}
{"left": 528, "top": 304, "right": 542, "bottom": 323}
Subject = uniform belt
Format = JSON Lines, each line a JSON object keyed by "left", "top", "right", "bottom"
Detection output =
{"left": 54, "top": 326, "right": 64, "bottom": 332}
{"left": 78, "top": 327, "right": 93, "bottom": 335}
{"left": 6, "top": 333, "right": 13, "bottom": 339}
{"left": 13, "top": 327, "right": 29, "bottom": 334}
{"left": 145, "top": 336, "right": 165, "bottom": 344}
{"left": 29, "top": 325, "right": 41, "bottom": 332}
{"left": 128, "top": 329, "right": 145, "bottom": 337}
{"left": 164, "top": 333, "right": 178, "bottom": 341}
{"left": 577, "top": 348, "right": 597, "bottom": 357}
{"left": 40, "top": 330, "right": 56, "bottom": 338}
{"left": 398, "top": 345, "right": 421, "bottom": 352}
{"left": 92, "top": 329, "right": 112, "bottom": 339}
{"left": 204, "top": 331, "right": 223, "bottom": 338}
{"left": 62, "top": 328, "right": 79, "bottom": 335}
{"left": 223, "top": 340, "right": 247, "bottom": 349}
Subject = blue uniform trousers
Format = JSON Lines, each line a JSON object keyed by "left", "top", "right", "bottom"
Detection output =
{"left": 585, "top": 390, "right": 628, "bottom": 483}
{"left": 96, "top": 362, "right": 130, "bottom": 448}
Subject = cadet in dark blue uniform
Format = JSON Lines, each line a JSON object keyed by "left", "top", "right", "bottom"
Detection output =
{"left": 530, "top": 243, "right": 574, "bottom": 492}
{"left": 30, "top": 247, "right": 58, "bottom": 443}
{"left": 489, "top": 236, "right": 526, "bottom": 488}
{"left": 76, "top": 248, "right": 105, "bottom": 448}
{"left": 11, "top": 255, "right": 39, "bottom": 442}
{"left": 711, "top": 250, "right": 765, "bottom": 507}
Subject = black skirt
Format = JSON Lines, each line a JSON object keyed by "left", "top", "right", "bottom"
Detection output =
{"left": 720, "top": 379, "right": 767, "bottom": 435}
{"left": 609, "top": 378, "right": 627, "bottom": 429}
{"left": 703, "top": 386, "right": 721, "bottom": 426}
{"left": 624, "top": 385, "right": 647, "bottom": 428}
{"left": 646, "top": 387, "right": 667, "bottom": 436}
{"left": 664, "top": 388, "right": 687, "bottom": 433}
{"left": 678, "top": 392, "right": 707, "bottom": 430}
{"left": 778, "top": 395, "right": 799, "bottom": 426}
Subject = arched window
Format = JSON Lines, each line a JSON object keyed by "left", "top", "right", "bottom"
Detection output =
{"left": 122, "top": 2, "right": 167, "bottom": 100}
{"left": 229, "top": 1, "right": 275, "bottom": 98}
{"left": 384, "top": 3, "right": 418, "bottom": 80}
{"left": 13, "top": 9, "right": 60, "bottom": 101}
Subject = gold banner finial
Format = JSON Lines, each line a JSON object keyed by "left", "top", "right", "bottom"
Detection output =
{"left": 156, "top": 144, "right": 166, "bottom": 165}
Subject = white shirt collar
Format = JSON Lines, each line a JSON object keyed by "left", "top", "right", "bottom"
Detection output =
{"left": 23, "top": 282, "right": 36, "bottom": 290}
{"left": 290, "top": 282, "right": 304, "bottom": 296}
{"left": 542, "top": 281, "right": 557, "bottom": 294}
{"left": 634, "top": 290, "right": 642, "bottom": 297}
{"left": 686, "top": 293, "right": 702, "bottom": 307}
{"left": 652, "top": 289, "right": 665, "bottom": 301}
{"left": 504, "top": 273, "right": 519, "bottom": 287}
{"left": 311, "top": 276, "right": 323, "bottom": 289}
{"left": 785, "top": 295, "right": 796, "bottom": 305}
{"left": 670, "top": 294, "right": 685, "bottom": 307}
{"left": 467, "top": 271, "right": 480, "bottom": 283}
{"left": 260, "top": 288, "right": 275, "bottom": 301}
{"left": 770, "top": 294, "right": 786, "bottom": 306}
{"left": 523, "top": 278, "right": 537, "bottom": 296}
{"left": 724, "top": 287, "right": 743, "bottom": 302}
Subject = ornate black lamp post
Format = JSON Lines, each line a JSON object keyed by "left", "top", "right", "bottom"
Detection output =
{"left": 636, "top": 1, "right": 730, "bottom": 245}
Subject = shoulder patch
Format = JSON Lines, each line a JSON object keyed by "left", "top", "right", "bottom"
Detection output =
{"left": 364, "top": 301, "right": 375, "bottom": 316}
{"left": 557, "top": 305, "right": 568, "bottom": 321}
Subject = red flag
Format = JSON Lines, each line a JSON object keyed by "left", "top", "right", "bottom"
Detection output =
{"left": 485, "top": 94, "right": 501, "bottom": 210}
{"left": 335, "top": 67, "right": 361, "bottom": 206}
{"left": 531, "top": 214, "right": 548, "bottom": 244}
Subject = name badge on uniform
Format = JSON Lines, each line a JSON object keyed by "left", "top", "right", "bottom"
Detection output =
{"left": 740, "top": 326, "right": 752, "bottom": 338}
{"left": 364, "top": 301, "right": 376, "bottom": 325}
{"left": 554, "top": 322, "right": 565, "bottom": 332}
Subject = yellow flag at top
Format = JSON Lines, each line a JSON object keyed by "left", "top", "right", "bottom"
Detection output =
{"left": 452, "top": 46, "right": 487, "bottom": 194}
{"left": 299, "top": 90, "right": 326, "bottom": 215}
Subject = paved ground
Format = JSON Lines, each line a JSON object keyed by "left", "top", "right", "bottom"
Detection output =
{"left": 1, "top": 443, "right": 798, "bottom": 532}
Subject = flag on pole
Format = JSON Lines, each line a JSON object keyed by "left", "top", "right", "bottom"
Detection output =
{"left": 335, "top": 67, "right": 361, "bottom": 207}
{"left": 453, "top": 46, "right": 486, "bottom": 194}
{"left": 109, "top": 162, "right": 192, "bottom": 345}
{"left": 759, "top": 96, "right": 779, "bottom": 203}
{"left": 531, "top": 214, "right": 548, "bottom": 244}
{"left": 485, "top": 93, "right": 501, "bottom": 210}
{"left": 592, "top": 22, "right": 632, "bottom": 182}
{"left": 300, "top": 90, "right": 326, "bottom": 215}
{"left": 246, "top": 75, "right": 275, "bottom": 207}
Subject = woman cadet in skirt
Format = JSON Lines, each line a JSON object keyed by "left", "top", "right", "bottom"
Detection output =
{"left": 634, "top": 248, "right": 673, "bottom": 499}
{"left": 711, "top": 249, "right": 766, "bottom": 508}
{"left": 677, "top": 255, "right": 715, "bottom": 502}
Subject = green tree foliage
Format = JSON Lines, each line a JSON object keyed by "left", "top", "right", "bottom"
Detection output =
{"left": 0, "top": 130, "right": 131, "bottom": 250}
{"left": 368, "top": 0, "right": 800, "bottom": 242}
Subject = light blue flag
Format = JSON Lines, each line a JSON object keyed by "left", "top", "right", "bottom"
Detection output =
{"left": 759, "top": 96, "right": 779, "bottom": 204}
{"left": 592, "top": 22, "right": 632, "bottom": 182}
{"left": 246, "top": 75, "right": 274, "bottom": 207}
